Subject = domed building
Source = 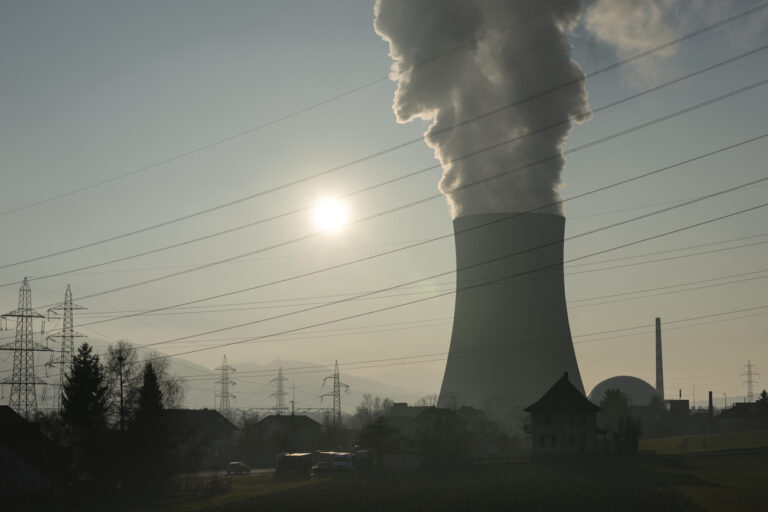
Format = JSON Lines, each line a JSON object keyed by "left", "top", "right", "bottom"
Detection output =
{"left": 588, "top": 376, "right": 657, "bottom": 407}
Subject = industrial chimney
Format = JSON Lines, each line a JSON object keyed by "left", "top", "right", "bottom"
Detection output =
{"left": 656, "top": 317, "right": 664, "bottom": 400}
{"left": 438, "top": 212, "right": 584, "bottom": 418}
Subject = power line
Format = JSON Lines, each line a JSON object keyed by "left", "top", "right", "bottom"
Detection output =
{"left": 5, "top": 24, "right": 767, "bottom": 273}
{"left": 137, "top": 199, "right": 768, "bottom": 361}
{"left": 132, "top": 179, "right": 768, "bottom": 351}
{"left": 0, "top": 125, "right": 760, "bottom": 348}
{"left": 67, "top": 265, "right": 768, "bottom": 320}
{"left": 14, "top": 82, "right": 768, "bottom": 310}
{"left": 166, "top": 303, "right": 768, "bottom": 382}
{"left": 0, "top": 1, "right": 580, "bottom": 218}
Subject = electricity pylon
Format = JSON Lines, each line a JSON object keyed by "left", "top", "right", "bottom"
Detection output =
{"left": 215, "top": 354, "right": 236, "bottom": 415}
{"left": 46, "top": 284, "right": 86, "bottom": 411}
{"left": 270, "top": 367, "right": 288, "bottom": 416}
{"left": 742, "top": 360, "right": 759, "bottom": 402}
{"left": 0, "top": 278, "right": 50, "bottom": 420}
{"left": 321, "top": 360, "right": 349, "bottom": 428}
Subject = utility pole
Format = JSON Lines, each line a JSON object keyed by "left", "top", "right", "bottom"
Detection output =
{"left": 270, "top": 367, "right": 288, "bottom": 416}
{"left": 46, "top": 284, "right": 86, "bottom": 412}
{"left": 215, "top": 355, "right": 236, "bottom": 417}
{"left": 321, "top": 361, "right": 349, "bottom": 428}
{"left": 0, "top": 278, "right": 51, "bottom": 420}
{"left": 741, "top": 360, "right": 759, "bottom": 402}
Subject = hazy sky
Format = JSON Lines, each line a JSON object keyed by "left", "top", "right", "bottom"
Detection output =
{"left": 1, "top": 0, "right": 767, "bottom": 410}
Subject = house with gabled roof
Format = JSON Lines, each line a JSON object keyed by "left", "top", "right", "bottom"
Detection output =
{"left": 524, "top": 372, "right": 601, "bottom": 455}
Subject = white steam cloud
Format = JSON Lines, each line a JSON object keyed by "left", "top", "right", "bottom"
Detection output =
{"left": 374, "top": 0, "right": 590, "bottom": 218}
{"left": 584, "top": 0, "right": 768, "bottom": 87}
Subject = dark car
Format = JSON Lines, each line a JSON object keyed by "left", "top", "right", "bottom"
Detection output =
{"left": 226, "top": 461, "right": 251, "bottom": 475}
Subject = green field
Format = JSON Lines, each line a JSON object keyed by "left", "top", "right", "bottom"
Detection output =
{"left": 640, "top": 429, "right": 768, "bottom": 455}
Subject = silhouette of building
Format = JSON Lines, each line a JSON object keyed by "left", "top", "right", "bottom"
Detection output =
{"left": 0, "top": 406, "right": 69, "bottom": 498}
{"left": 250, "top": 414, "right": 322, "bottom": 466}
{"left": 525, "top": 372, "right": 600, "bottom": 455}
{"left": 162, "top": 409, "right": 238, "bottom": 471}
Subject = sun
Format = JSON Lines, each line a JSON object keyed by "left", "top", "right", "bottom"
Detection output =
{"left": 313, "top": 199, "right": 348, "bottom": 233}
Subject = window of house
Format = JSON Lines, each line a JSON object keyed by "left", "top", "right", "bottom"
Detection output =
{"left": 552, "top": 434, "right": 557, "bottom": 447}
{"left": 569, "top": 434, "right": 574, "bottom": 446}
{"left": 540, "top": 435, "right": 545, "bottom": 448}
{"left": 542, "top": 413, "right": 552, "bottom": 426}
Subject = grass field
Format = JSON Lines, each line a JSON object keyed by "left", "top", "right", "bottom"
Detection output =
{"left": 23, "top": 431, "right": 768, "bottom": 512}
{"left": 161, "top": 461, "right": 701, "bottom": 512}
{"left": 640, "top": 429, "right": 768, "bottom": 455}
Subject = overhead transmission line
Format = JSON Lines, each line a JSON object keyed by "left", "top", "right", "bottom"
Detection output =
{"left": 19, "top": 300, "right": 768, "bottom": 382}
{"left": 9, "top": 76, "right": 768, "bottom": 301}
{"left": 127, "top": 176, "right": 768, "bottom": 351}
{"left": 3, "top": 17, "right": 767, "bottom": 270}
{"left": 69, "top": 265, "right": 768, "bottom": 321}
{"left": 0, "top": 127, "right": 765, "bottom": 350}
{"left": 164, "top": 301, "right": 768, "bottom": 382}
{"left": 0, "top": 0, "right": 580, "bottom": 218}
{"left": 4, "top": 125, "right": 762, "bottom": 343}
{"left": 136, "top": 200, "right": 768, "bottom": 360}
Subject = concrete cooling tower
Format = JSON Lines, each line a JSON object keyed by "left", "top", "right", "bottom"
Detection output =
{"left": 438, "top": 212, "right": 584, "bottom": 419}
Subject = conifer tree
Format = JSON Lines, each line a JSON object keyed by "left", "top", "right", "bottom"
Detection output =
{"left": 61, "top": 343, "right": 109, "bottom": 473}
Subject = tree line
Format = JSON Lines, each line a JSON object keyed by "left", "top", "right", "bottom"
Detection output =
{"left": 41, "top": 341, "right": 185, "bottom": 494}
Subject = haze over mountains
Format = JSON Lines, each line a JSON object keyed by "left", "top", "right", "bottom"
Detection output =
{"left": 0, "top": 334, "right": 430, "bottom": 413}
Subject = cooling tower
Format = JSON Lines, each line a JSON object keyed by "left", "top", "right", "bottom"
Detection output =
{"left": 438, "top": 212, "right": 584, "bottom": 418}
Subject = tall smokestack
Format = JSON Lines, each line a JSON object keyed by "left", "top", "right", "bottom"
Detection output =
{"left": 437, "top": 212, "right": 583, "bottom": 416}
{"left": 656, "top": 317, "right": 664, "bottom": 400}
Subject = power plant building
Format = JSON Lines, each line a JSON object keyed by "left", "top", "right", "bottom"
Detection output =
{"left": 438, "top": 212, "right": 584, "bottom": 420}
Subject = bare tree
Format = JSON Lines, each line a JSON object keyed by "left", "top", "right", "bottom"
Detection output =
{"left": 353, "top": 393, "right": 393, "bottom": 427}
{"left": 415, "top": 394, "right": 439, "bottom": 407}
{"left": 105, "top": 342, "right": 186, "bottom": 429}
{"left": 145, "top": 351, "right": 186, "bottom": 408}
{"left": 106, "top": 340, "right": 140, "bottom": 431}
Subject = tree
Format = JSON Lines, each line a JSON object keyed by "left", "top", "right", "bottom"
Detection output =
{"left": 415, "top": 393, "right": 439, "bottom": 407}
{"left": 106, "top": 340, "right": 140, "bottom": 431}
{"left": 353, "top": 393, "right": 393, "bottom": 427}
{"left": 104, "top": 342, "right": 186, "bottom": 428}
{"left": 358, "top": 417, "right": 399, "bottom": 467}
{"left": 599, "top": 388, "right": 629, "bottom": 432}
{"left": 62, "top": 343, "right": 109, "bottom": 440}
{"left": 142, "top": 351, "right": 186, "bottom": 409}
{"left": 599, "top": 389, "right": 641, "bottom": 456}
{"left": 128, "top": 362, "right": 174, "bottom": 491}
{"left": 61, "top": 343, "right": 110, "bottom": 473}
{"left": 758, "top": 389, "right": 768, "bottom": 405}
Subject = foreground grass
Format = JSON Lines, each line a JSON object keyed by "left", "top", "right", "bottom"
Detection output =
{"left": 170, "top": 461, "right": 702, "bottom": 512}
{"left": 646, "top": 450, "right": 768, "bottom": 512}
{"left": 640, "top": 429, "right": 768, "bottom": 455}
{"left": 22, "top": 443, "right": 768, "bottom": 512}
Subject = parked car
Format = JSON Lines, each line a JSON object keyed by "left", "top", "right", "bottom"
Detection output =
{"left": 226, "top": 461, "right": 251, "bottom": 475}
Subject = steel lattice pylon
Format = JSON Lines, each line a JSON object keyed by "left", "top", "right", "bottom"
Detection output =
{"left": 321, "top": 361, "right": 349, "bottom": 428}
{"left": 0, "top": 278, "right": 49, "bottom": 420}
{"left": 270, "top": 367, "right": 288, "bottom": 416}
{"left": 46, "top": 284, "right": 86, "bottom": 411}
{"left": 215, "top": 354, "right": 236, "bottom": 414}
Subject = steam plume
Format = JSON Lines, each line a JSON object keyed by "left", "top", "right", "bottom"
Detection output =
{"left": 374, "top": 0, "right": 590, "bottom": 218}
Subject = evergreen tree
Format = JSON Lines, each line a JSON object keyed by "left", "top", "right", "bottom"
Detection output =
{"left": 61, "top": 343, "right": 110, "bottom": 473}
{"left": 62, "top": 343, "right": 109, "bottom": 440}
{"left": 129, "top": 362, "right": 174, "bottom": 491}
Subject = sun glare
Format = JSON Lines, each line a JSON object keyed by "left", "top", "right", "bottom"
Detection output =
{"left": 313, "top": 199, "right": 348, "bottom": 233}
